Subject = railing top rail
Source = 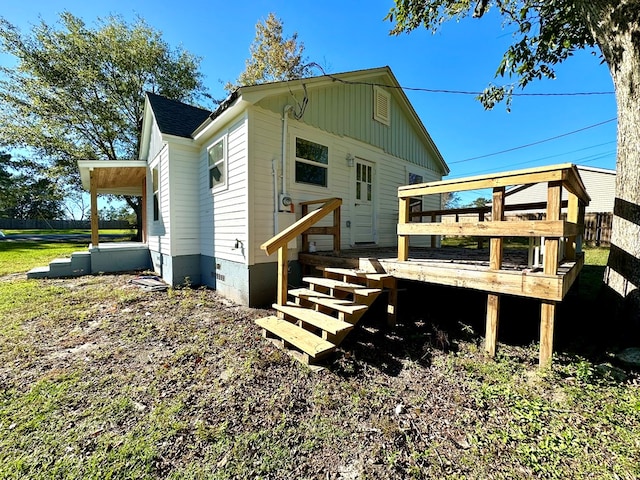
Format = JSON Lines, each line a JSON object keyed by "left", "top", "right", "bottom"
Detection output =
{"left": 398, "top": 163, "right": 590, "bottom": 204}
{"left": 299, "top": 197, "right": 340, "bottom": 206}
{"left": 261, "top": 198, "right": 342, "bottom": 256}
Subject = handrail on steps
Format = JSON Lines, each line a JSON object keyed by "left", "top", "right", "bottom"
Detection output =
{"left": 261, "top": 197, "right": 342, "bottom": 305}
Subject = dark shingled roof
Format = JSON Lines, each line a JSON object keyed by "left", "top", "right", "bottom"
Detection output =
{"left": 146, "top": 92, "right": 212, "bottom": 138}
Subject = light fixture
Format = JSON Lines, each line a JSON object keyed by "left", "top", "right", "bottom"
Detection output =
{"left": 346, "top": 154, "right": 355, "bottom": 167}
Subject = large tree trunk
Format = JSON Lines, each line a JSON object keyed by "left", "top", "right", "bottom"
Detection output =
{"left": 582, "top": 0, "right": 640, "bottom": 334}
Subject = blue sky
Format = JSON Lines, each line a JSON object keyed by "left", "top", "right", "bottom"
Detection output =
{"left": 2, "top": 0, "right": 617, "bottom": 204}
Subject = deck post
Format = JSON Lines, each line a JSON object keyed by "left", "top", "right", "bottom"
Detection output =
{"left": 565, "top": 192, "right": 580, "bottom": 260}
{"left": 398, "top": 197, "right": 410, "bottom": 261}
{"left": 477, "top": 210, "right": 484, "bottom": 249}
{"left": 90, "top": 169, "right": 99, "bottom": 247}
{"left": 333, "top": 207, "right": 341, "bottom": 255}
{"left": 539, "top": 181, "right": 562, "bottom": 366}
{"left": 431, "top": 213, "right": 437, "bottom": 248}
{"left": 277, "top": 246, "right": 288, "bottom": 308}
{"left": 485, "top": 186, "right": 505, "bottom": 357}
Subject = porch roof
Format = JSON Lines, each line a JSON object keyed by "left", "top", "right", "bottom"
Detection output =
{"left": 78, "top": 160, "right": 147, "bottom": 196}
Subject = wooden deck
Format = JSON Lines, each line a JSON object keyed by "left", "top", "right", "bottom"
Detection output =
{"left": 300, "top": 246, "right": 583, "bottom": 302}
{"left": 261, "top": 163, "right": 592, "bottom": 367}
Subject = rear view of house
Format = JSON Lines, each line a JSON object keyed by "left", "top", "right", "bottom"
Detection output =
{"left": 135, "top": 67, "right": 448, "bottom": 306}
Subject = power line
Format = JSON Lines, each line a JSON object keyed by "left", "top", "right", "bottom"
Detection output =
{"left": 449, "top": 118, "right": 617, "bottom": 165}
{"left": 448, "top": 141, "right": 616, "bottom": 177}
{"left": 307, "top": 63, "right": 615, "bottom": 97}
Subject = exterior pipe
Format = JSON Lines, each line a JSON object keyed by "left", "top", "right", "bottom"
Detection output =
{"left": 272, "top": 159, "right": 279, "bottom": 235}
{"left": 281, "top": 104, "right": 293, "bottom": 207}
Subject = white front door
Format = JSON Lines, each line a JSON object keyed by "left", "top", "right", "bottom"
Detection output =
{"left": 354, "top": 159, "right": 375, "bottom": 244}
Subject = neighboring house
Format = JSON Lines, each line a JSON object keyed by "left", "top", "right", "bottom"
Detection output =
{"left": 77, "top": 67, "right": 448, "bottom": 306}
{"left": 504, "top": 165, "right": 615, "bottom": 245}
{"left": 504, "top": 165, "right": 616, "bottom": 213}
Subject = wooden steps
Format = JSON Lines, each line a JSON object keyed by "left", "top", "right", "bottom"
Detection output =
{"left": 256, "top": 268, "right": 397, "bottom": 366}
{"left": 289, "top": 288, "right": 369, "bottom": 320}
{"left": 303, "top": 276, "right": 382, "bottom": 298}
{"left": 272, "top": 303, "right": 353, "bottom": 336}
{"left": 256, "top": 316, "right": 335, "bottom": 361}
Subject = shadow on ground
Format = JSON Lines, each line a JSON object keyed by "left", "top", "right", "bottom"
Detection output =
{"left": 330, "top": 266, "right": 629, "bottom": 377}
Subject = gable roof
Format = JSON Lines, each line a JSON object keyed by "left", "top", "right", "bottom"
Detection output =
{"left": 146, "top": 92, "right": 211, "bottom": 138}
{"left": 193, "top": 66, "right": 449, "bottom": 175}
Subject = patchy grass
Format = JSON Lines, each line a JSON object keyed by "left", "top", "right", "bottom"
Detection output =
{"left": 0, "top": 266, "right": 638, "bottom": 479}
{"left": 0, "top": 241, "right": 89, "bottom": 276}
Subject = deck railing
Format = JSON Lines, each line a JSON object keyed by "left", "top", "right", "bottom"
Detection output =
{"left": 261, "top": 198, "right": 342, "bottom": 306}
{"left": 397, "top": 163, "right": 590, "bottom": 365}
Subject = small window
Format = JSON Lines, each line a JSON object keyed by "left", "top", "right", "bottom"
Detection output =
{"left": 152, "top": 168, "right": 159, "bottom": 221}
{"left": 208, "top": 138, "right": 226, "bottom": 190}
{"left": 373, "top": 86, "right": 391, "bottom": 126}
{"left": 295, "top": 137, "right": 328, "bottom": 187}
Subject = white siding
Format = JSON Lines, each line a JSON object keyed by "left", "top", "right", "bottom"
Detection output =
{"left": 148, "top": 122, "right": 164, "bottom": 163}
{"left": 147, "top": 144, "right": 171, "bottom": 256}
{"left": 199, "top": 115, "right": 249, "bottom": 264}
{"left": 505, "top": 166, "right": 615, "bottom": 214}
{"left": 248, "top": 106, "right": 443, "bottom": 264}
{"left": 168, "top": 143, "right": 201, "bottom": 256}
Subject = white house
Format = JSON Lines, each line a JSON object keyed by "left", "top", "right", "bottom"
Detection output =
{"left": 72, "top": 67, "right": 448, "bottom": 306}
{"left": 505, "top": 165, "right": 616, "bottom": 213}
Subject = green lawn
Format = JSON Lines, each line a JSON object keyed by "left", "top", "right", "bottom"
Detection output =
{"left": 0, "top": 230, "right": 137, "bottom": 276}
{"left": 0, "top": 241, "right": 88, "bottom": 276}
{"left": 0, "top": 240, "right": 638, "bottom": 479}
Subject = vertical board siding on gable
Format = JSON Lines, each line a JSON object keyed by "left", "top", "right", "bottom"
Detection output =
{"left": 199, "top": 117, "right": 249, "bottom": 264}
{"left": 148, "top": 145, "right": 171, "bottom": 256}
{"left": 256, "top": 75, "right": 442, "bottom": 174}
{"left": 168, "top": 143, "right": 200, "bottom": 256}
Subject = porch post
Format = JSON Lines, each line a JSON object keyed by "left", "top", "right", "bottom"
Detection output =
{"left": 141, "top": 175, "right": 147, "bottom": 244}
{"left": 90, "top": 169, "right": 99, "bottom": 247}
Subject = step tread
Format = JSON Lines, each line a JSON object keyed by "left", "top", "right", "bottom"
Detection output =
{"left": 289, "top": 288, "right": 333, "bottom": 300}
{"left": 50, "top": 258, "right": 72, "bottom": 265}
{"left": 273, "top": 303, "right": 353, "bottom": 335}
{"left": 303, "top": 276, "right": 382, "bottom": 296}
{"left": 256, "top": 316, "right": 335, "bottom": 357}
{"left": 309, "top": 297, "right": 369, "bottom": 315}
{"left": 322, "top": 267, "right": 392, "bottom": 281}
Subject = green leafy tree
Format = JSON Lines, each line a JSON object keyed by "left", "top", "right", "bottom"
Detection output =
{"left": 226, "top": 13, "right": 311, "bottom": 91}
{"left": 0, "top": 173, "right": 64, "bottom": 220}
{"left": 0, "top": 12, "right": 208, "bottom": 236}
{"left": 467, "top": 197, "right": 491, "bottom": 208}
{"left": 387, "top": 0, "right": 640, "bottom": 325}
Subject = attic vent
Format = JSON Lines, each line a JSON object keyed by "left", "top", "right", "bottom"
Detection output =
{"left": 373, "top": 86, "right": 391, "bottom": 126}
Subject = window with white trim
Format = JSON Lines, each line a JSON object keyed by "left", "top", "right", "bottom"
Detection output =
{"left": 373, "top": 86, "right": 391, "bottom": 126}
{"left": 295, "top": 137, "right": 328, "bottom": 187}
{"left": 208, "top": 138, "right": 226, "bottom": 191}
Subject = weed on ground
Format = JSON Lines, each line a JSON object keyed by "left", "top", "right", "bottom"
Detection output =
{"left": 0, "top": 271, "right": 638, "bottom": 479}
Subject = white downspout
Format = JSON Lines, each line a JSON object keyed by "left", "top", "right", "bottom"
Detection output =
{"left": 280, "top": 104, "right": 293, "bottom": 208}
{"left": 272, "top": 159, "right": 279, "bottom": 235}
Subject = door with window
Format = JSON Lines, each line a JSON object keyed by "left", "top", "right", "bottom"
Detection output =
{"left": 354, "top": 159, "right": 375, "bottom": 244}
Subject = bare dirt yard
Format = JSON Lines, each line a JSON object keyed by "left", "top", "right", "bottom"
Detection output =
{"left": 0, "top": 272, "right": 638, "bottom": 479}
